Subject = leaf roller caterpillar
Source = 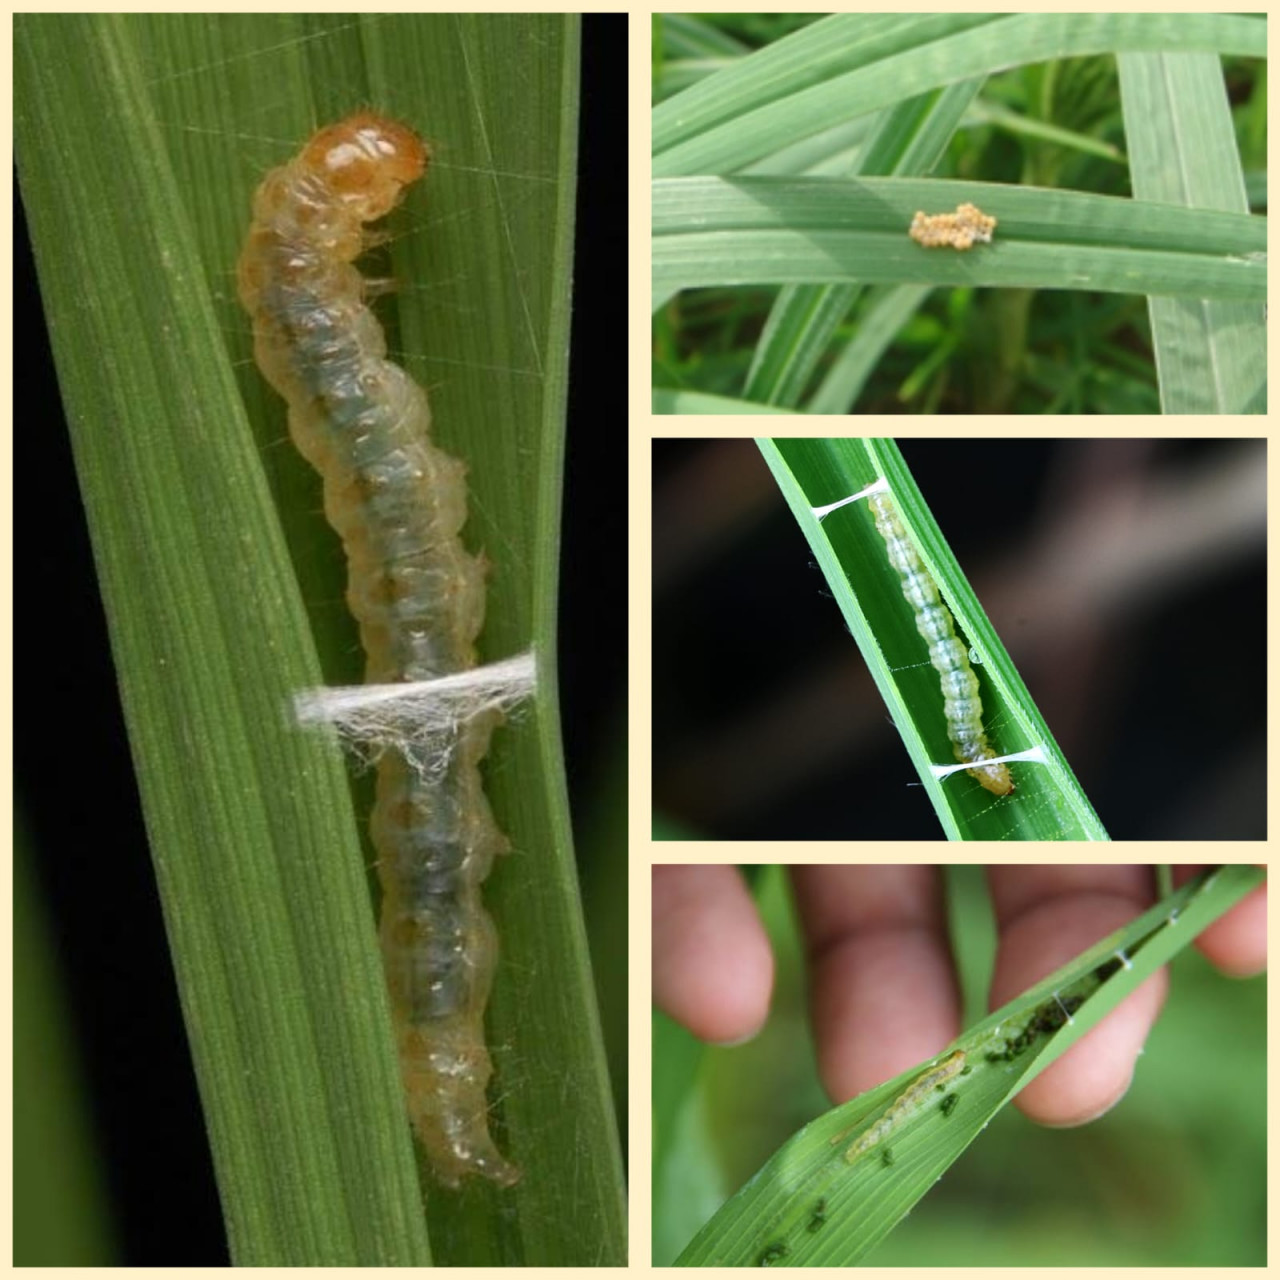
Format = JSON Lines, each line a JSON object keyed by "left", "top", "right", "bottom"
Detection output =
{"left": 238, "top": 113, "right": 519, "bottom": 1188}
{"left": 868, "top": 493, "right": 1013, "bottom": 797}
{"left": 832, "top": 1049, "right": 967, "bottom": 1164}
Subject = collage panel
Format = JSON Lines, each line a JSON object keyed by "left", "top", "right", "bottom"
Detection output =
{"left": 652, "top": 863, "right": 1266, "bottom": 1266}
{"left": 653, "top": 437, "right": 1265, "bottom": 842}
{"left": 16, "top": 12, "right": 626, "bottom": 1266}
{"left": 652, "top": 12, "right": 1266, "bottom": 415}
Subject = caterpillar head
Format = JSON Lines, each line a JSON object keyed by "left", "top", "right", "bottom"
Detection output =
{"left": 305, "top": 111, "right": 429, "bottom": 220}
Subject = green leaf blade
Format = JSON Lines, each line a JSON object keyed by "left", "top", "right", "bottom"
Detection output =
{"left": 1118, "top": 52, "right": 1266, "bottom": 412}
{"left": 654, "top": 176, "right": 1266, "bottom": 302}
{"left": 18, "top": 14, "right": 431, "bottom": 1264}
{"left": 654, "top": 13, "right": 1264, "bottom": 177}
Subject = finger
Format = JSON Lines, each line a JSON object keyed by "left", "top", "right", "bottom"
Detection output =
{"left": 791, "top": 865, "right": 959, "bottom": 1103}
{"left": 652, "top": 865, "right": 774, "bottom": 1044}
{"left": 988, "top": 865, "right": 1167, "bottom": 1127}
{"left": 1174, "top": 865, "right": 1267, "bottom": 977}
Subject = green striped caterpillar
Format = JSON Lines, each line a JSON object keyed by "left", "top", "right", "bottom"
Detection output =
{"left": 832, "top": 1049, "right": 967, "bottom": 1163}
{"left": 868, "top": 493, "right": 1013, "bottom": 797}
{"left": 238, "top": 113, "right": 518, "bottom": 1188}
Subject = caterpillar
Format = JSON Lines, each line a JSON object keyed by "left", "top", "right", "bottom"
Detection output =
{"left": 868, "top": 492, "right": 1013, "bottom": 797}
{"left": 908, "top": 202, "right": 996, "bottom": 250}
{"left": 237, "top": 112, "right": 519, "bottom": 1188}
{"left": 832, "top": 1050, "right": 966, "bottom": 1164}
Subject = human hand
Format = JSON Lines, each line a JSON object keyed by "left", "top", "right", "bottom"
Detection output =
{"left": 652, "top": 864, "right": 1265, "bottom": 1125}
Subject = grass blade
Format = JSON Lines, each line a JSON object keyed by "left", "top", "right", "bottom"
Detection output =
{"left": 1118, "top": 52, "right": 1266, "bottom": 412}
{"left": 743, "top": 79, "right": 984, "bottom": 407}
{"left": 653, "top": 13, "right": 1264, "bottom": 176}
{"left": 806, "top": 285, "right": 932, "bottom": 413}
{"left": 653, "top": 14, "right": 997, "bottom": 169}
{"left": 654, "top": 176, "right": 1265, "bottom": 302}
{"left": 652, "top": 389, "right": 792, "bottom": 415}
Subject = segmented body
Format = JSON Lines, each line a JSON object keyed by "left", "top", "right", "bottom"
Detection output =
{"left": 835, "top": 1050, "right": 966, "bottom": 1163}
{"left": 868, "top": 493, "right": 1013, "bottom": 797}
{"left": 237, "top": 113, "right": 518, "bottom": 1187}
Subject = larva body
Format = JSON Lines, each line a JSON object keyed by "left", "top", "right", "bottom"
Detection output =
{"left": 868, "top": 493, "right": 1012, "bottom": 797}
{"left": 836, "top": 1050, "right": 966, "bottom": 1163}
{"left": 238, "top": 113, "right": 519, "bottom": 1188}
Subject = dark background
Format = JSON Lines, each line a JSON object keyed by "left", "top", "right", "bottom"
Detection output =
{"left": 653, "top": 437, "right": 1266, "bottom": 841}
{"left": 14, "top": 14, "right": 626, "bottom": 1264}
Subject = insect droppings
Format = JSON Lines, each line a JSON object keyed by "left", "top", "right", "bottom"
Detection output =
{"left": 758, "top": 1241, "right": 790, "bottom": 1266}
{"left": 985, "top": 993, "right": 1086, "bottom": 1062}
{"left": 807, "top": 1198, "right": 829, "bottom": 1233}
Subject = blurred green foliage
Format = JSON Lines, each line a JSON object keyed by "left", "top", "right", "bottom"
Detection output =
{"left": 14, "top": 823, "right": 115, "bottom": 1266}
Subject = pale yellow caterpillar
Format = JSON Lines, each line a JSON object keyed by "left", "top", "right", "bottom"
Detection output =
{"left": 909, "top": 202, "right": 996, "bottom": 250}
{"left": 237, "top": 113, "right": 519, "bottom": 1188}
{"left": 832, "top": 1050, "right": 966, "bottom": 1163}
{"left": 868, "top": 493, "right": 1013, "bottom": 797}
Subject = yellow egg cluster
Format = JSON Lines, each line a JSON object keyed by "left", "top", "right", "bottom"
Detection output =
{"left": 908, "top": 202, "right": 997, "bottom": 250}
